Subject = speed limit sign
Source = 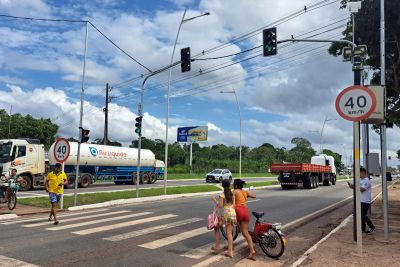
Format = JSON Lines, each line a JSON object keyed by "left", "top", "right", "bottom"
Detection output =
{"left": 335, "top": 85, "right": 376, "bottom": 121}
{"left": 53, "top": 138, "right": 70, "bottom": 163}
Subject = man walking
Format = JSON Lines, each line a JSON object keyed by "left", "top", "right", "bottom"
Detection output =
{"left": 348, "top": 167, "right": 375, "bottom": 234}
{"left": 46, "top": 163, "right": 67, "bottom": 225}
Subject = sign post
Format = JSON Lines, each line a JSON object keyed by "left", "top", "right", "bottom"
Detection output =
{"left": 336, "top": 85, "right": 376, "bottom": 253}
{"left": 53, "top": 138, "right": 70, "bottom": 210}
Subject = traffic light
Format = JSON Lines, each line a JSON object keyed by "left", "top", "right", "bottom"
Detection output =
{"left": 80, "top": 128, "right": 90, "bottom": 143}
{"left": 135, "top": 116, "right": 142, "bottom": 136}
{"left": 180, "top": 47, "right": 191, "bottom": 72}
{"left": 263, "top": 27, "right": 277, "bottom": 56}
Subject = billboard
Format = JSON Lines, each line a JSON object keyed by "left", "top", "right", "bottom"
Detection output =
{"left": 177, "top": 126, "right": 208, "bottom": 142}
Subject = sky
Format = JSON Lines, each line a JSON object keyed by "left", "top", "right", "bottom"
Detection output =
{"left": 0, "top": 0, "right": 398, "bottom": 167}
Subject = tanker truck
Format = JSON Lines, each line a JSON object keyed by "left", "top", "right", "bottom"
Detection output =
{"left": 0, "top": 138, "right": 164, "bottom": 191}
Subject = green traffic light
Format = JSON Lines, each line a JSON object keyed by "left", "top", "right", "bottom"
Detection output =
{"left": 135, "top": 128, "right": 141, "bottom": 134}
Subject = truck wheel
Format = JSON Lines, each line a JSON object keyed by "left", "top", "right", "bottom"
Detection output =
{"left": 311, "top": 176, "right": 316, "bottom": 189}
{"left": 303, "top": 176, "right": 311, "bottom": 189}
{"left": 141, "top": 173, "right": 150, "bottom": 184}
{"left": 148, "top": 173, "right": 157, "bottom": 184}
{"left": 131, "top": 172, "right": 138, "bottom": 185}
{"left": 331, "top": 175, "right": 336, "bottom": 185}
{"left": 19, "top": 175, "right": 32, "bottom": 191}
{"left": 65, "top": 175, "right": 76, "bottom": 189}
{"left": 315, "top": 176, "right": 319, "bottom": 188}
{"left": 281, "top": 184, "right": 288, "bottom": 190}
{"left": 79, "top": 174, "right": 91, "bottom": 188}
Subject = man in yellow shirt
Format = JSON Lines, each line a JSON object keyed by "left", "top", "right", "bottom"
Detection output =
{"left": 46, "top": 163, "right": 67, "bottom": 225}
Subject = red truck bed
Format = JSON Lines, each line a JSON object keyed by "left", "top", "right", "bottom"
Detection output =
{"left": 270, "top": 163, "right": 332, "bottom": 174}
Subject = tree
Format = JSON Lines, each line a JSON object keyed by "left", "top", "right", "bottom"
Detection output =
{"left": 286, "top": 137, "right": 316, "bottom": 163}
{"left": 92, "top": 138, "right": 121, "bottom": 147}
{"left": 0, "top": 109, "right": 58, "bottom": 149}
{"left": 329, "top": 0, "right": 400, "bottom": 124}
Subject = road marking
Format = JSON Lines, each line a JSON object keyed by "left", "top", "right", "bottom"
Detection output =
{"left": 191, "top": 242, "right": 247, "bottom": 267}
{"left": 139, "top": 227, "right": 208, "bottom": 249}
{"left": 104, "top": 217, "right": 203, "bottom": 241}
{"left": 1, "top": 208, "right": 109, "bottom": 225}
{"left": 247, "top": 199, "right": 260, "bottom": 203}
{"left": 23, "top": 210, "right": 130, "bottom": 228}
{"left": 180, "top": 236, "right": 244, "bottom": 259}
{"left": 0, "top": 255, "right": 40, "bottom": 267}
{"left": 45, "top": 212, "right": 152, "bottom": 231}
{"left": 72, "top": 214, "right": 178, "bottom": 235}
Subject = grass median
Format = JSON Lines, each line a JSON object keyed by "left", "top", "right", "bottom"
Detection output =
{"left": 18, "top": 185, "right": 221, "bottom": 209}
{"left": 167, "top": 172, "right": 277, "bottom": 180}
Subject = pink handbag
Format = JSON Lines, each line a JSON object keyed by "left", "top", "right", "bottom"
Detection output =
{"left": 207, "top": 209, "right": 218, "bottom": 230}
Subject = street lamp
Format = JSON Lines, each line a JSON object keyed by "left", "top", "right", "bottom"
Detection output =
{"left": 220, "top": 88, "right": 242, "bottom": 178}
{"left": 319, "top": 117, "right": 337, "bottom": 154}
{"left": 164, "top": 10, "right": 210, "bottom": 194}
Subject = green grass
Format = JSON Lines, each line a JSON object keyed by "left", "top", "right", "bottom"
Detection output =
{"left": 337, "top": 175, "right": 352, "bottom": 180}
{"left": 166, "top": 172, "right": 276, "bottom": 180}
{"left": 18, "top": 185, "right": 221, "bottom": 209}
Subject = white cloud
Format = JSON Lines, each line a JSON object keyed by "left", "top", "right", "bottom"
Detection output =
{"left": 0, "top": 0, "right": 52, "bottom": 17}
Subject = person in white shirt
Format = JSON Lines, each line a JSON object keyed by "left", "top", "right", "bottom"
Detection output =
{"left": 347, "top": 167, "right": 375, "bottom": 234}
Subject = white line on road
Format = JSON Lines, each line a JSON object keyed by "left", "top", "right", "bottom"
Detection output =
{"left": 180, "top": 236, "right": 244, "bottom": 260}
{"left": 45, "top": 212, "right": 152, "bottom": 231}
{"left": 247, "top": 199, "right": 260, "bottom": 203}
{"left": 139, "top": 227, "right": 208, "bottom": 249}
{"left": 23, "top": 210, "right": 130, "bottom": 228}
{"left": 0, "top": 255, "right": 40, "bottom": 267}
{"left": 104, "top": 217, "right": 203, "bottom": 241}
{"left": 72, "top": 214, "right": 178, "bottom": 235}
{"left": 1, "top": 208, "right": 109, "bottom": 225}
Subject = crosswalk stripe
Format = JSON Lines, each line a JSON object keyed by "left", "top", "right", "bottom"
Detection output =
{"left": 0, "top": 255, "right": 40, "bottom": 267}
{"left": 45, "top": 212, "right": 152, "bottom": 231}
{"left": 23, "top": 210, "right": 130, "bottom": 228}
{"left": 72, "top": 214, "right": 178, "bottom": 235}
{"left": 139, "top": 227, "right": 208, "bottom": 249}
{"left": 191, "top": 242, "right": 247, "bottom": 267}
{"left": 180, "top": 236, "right": 244, "bottom": 259}
{"left": 1, "top": 208, "right": 109, "bottom": 225}
{"left": 104, "top": 218, "right": 203, "bottom": 241}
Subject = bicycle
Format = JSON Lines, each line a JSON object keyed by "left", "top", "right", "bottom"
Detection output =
{"left": 221, "top": 211, "right": 286, "bottom": 258}
{"left": 0, "top": 175, "right": 20, "bottom": 210}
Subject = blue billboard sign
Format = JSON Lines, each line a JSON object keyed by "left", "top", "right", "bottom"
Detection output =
{"left": 177, "top": 126, "right": 208, "bottom": 142}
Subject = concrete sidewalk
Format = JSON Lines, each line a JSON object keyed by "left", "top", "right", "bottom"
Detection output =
{"left": 296, "top": 180, "right": 400, "bottom": 267}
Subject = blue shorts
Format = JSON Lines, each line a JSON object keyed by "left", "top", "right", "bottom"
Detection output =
{"left": 49, "top": 192, "right": 61, "bottom": 203}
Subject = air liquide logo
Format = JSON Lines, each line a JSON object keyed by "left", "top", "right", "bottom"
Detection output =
{"left": 89, "top": 147, "right": 98, "bottom": 157}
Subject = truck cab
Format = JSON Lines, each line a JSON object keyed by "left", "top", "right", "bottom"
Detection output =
{"left": 0, "top": 138, "right": 45, "bottom": 191}
{"left": 311, "top": 154, "right": 336, "bottom": 186}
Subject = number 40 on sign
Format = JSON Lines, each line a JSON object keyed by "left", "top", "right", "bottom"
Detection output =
{"left": 335, "top": 85, "right": 376, "bottom": 122}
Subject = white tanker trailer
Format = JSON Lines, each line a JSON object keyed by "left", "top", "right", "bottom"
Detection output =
{"left": 0, "top": 138, "right": 164, "bottom": 191}
{"left": 48, "top": 142, "right": 165, "bottom": 188}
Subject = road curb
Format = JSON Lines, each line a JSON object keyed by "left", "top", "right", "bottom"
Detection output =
{"left": 290, "top": 178, "right": 399, "bottom": 267}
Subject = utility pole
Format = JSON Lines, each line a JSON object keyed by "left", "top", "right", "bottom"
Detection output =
{"left": 380, "top": 0, "right": 389, "bottom": 241}
{"left": 103, "top": 83, "right": 109, "bottom": 145}
{"left": 8, "top": 104, "right": 12, "bottom": 139}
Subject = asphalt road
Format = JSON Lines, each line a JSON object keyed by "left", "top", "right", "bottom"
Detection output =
{"left": 18, "top": 177, "right": 276, "bottom": 198}
{"left": 0, "top": 180, "right": 357, "bottom": 267}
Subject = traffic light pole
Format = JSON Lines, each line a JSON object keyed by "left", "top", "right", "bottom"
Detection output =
{"left": 136, "top": 61, "right": 181, "bottom": 198}
{"left": 74, "top": 22, "right": 89, "bottom": 207}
